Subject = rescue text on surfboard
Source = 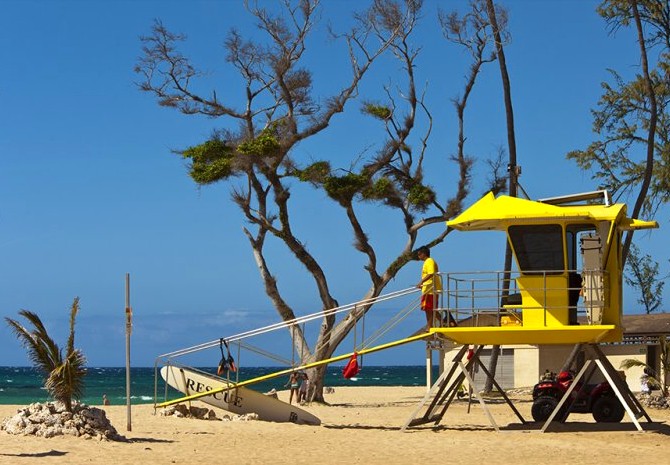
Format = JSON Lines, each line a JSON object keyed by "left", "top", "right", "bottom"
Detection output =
{"left": 184, "top": 377, "right": 243, "bottom": 407}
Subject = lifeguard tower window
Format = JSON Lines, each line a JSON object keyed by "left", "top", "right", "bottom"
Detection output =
{"left": 508, "top": 225, "right": 564, "bottom": 274}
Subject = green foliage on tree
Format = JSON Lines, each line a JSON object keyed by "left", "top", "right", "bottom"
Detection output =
{"left": 566, "top": 68, "right": 670, "bottom": 217}
{"left": 624, "top": 243, "right": 665, "bottom": 313}
{"left": 296, "top": 161, "right": 331, "bottom": 184}
{"left": 5, "top": 298, "right": 87, "bottom": 412}
{"left": 362, "top": 103, "right": 393, "bottom": 120}
{"left": 568, "top": 0, "right": 666, "bottom": 263}
{"left": 237, "top": 128, "right": 281, "bottom": 159}
{"left": 323, "top": 172, "right": 370, "bottom": 206}
{"left": 407, "top": 183, "right": 436, "bottom": 211}
{"left": 182, "top": 139, "right": 235, "bottom": 184}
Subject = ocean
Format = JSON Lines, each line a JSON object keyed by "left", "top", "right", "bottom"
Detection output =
{"left": 0, "top": 365, "right": 439, "bottom": 406}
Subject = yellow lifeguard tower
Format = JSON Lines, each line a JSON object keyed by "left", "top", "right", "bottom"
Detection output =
{"left": 433, "top": 190, "right": 657, "bottom": 345}
{"left": 405, "top": 190, "right": 659, "bottom": 431}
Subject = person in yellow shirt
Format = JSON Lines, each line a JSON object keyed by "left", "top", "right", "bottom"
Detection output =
{"left": 416, "top": 246, "right": 442, "bottom": 330}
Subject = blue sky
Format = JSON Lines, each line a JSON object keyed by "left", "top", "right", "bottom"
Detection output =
{"left": 0, "top": 0, "right": 665, "bottom": 368}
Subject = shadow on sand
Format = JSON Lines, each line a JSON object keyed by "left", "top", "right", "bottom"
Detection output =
{"left": 0, "top": 450, "right": 68, "bottom": 458}
{"left": 502, "top": 420, "right": 670, "bottom": 435}
{"left": 321, "top": 419, "right": 670, "bottom": 435}
{"left": 127, "top": 437, "right": 175, "bottom": 444}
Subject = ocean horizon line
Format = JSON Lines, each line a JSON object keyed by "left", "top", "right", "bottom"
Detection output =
{"left": 1, "top": 364, "right": 434, "bottom": 369}
{"left": 0, "top": 365, "right": 437, "bottom": 406}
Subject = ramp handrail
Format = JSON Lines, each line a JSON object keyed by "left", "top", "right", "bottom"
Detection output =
{"left": 155, "top": 286, "right": 420, "bottom": 362}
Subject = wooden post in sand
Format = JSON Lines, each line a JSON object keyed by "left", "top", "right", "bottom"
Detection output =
{"left": 125, "top": 273, "right": 132, "bottom": 432}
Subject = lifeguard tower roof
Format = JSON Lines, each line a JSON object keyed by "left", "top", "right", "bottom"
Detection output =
{"left": 447, "top": 191, "right": 657, "bottom": 232}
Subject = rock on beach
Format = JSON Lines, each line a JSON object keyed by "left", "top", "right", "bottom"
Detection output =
{"left": 0, "top": 401, "right": 124, "bottom": 441}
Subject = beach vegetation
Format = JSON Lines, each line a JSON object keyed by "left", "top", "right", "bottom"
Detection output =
{"left": 5, "top": 297, "right": 87, "bottom": 412}
{"left": 620, "top": 334, "right": 670, "bottom": 397}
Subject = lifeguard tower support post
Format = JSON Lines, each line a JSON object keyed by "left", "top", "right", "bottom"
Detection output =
{"left": 405, "top": 190, "right": 658, "bottom": 431}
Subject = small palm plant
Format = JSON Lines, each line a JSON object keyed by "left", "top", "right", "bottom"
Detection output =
{"left": 620, "top": 335, "right": 669, "bottom": 397}
{"left": 5, "top": 297, "right": 87, "bottom": 412}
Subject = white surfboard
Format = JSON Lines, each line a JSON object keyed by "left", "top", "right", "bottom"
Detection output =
{"left": 160, "top": 365, "right": 320, "bottom": 425}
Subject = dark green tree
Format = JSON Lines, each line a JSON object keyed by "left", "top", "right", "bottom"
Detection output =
{"left": 624, "top": 243, "right": 665, "bottom": 313}
{"left": 5, "top": 298, "right": 86, "bottom": 412}
{"left": 568, "top": 0, "right": 666, "bottom": 263}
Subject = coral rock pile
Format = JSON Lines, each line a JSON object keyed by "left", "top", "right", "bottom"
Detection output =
{"left": 640, "top": 393, "right": 669, "bottom": 409}
{"left": 0, "top": 402, "right": 124, "bottom": 441}
{"left": 161, "top": 404, "right": 259, "bottom": 421}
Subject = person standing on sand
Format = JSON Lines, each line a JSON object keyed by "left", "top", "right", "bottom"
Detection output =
{"left": 298, "top": 372, "right": 310, "bottom": 404}
{"left": 102, "top": 394, "right": 110, "bottom": 406}
{"left": 416, "top": 246, "right": 442, "bottom": 330}
{"left": 285, "top": 372, "right": 300, "bottom": 404}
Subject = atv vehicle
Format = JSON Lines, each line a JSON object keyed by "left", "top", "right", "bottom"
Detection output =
{"left": 531, "top": 370, "right": 625, "bottom": 423}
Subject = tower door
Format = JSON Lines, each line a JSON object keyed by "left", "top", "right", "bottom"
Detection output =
{"left": 581, "top": 234, "right": 605, "bottom": 324}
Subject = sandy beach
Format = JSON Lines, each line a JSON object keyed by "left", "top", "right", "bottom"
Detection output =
{"left": 1, "top": 386, "right": 669, "bottom": 465}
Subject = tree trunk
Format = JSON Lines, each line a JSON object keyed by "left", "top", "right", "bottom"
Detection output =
{"left": 307, "top": 365, "right": 328, "bottom": 403}
{"left": 483, "top": 345, "right": 499, "bottom": 394}
{"left": 483, "top": 0, "right": 517, "bottom": 394}
{"left": 621, "top": 0, "right": 657, "bottom": 264}
{"left": 560, "top": 344, "right": 583, "bottom": 373}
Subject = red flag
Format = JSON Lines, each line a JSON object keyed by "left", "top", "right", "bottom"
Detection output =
{"left": 342, "top": 353, "right": 360, "bottom": 379}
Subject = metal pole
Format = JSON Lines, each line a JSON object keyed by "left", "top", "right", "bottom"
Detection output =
{"left": 425, "top": 346, "right": 432, "bottom": 391}
{"left": 125, "top": 273, "right": 132, "bottom": 431}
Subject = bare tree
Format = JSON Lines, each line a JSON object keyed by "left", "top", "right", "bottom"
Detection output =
{"left": 439, "top": 0, "right": 504, "bottom": 198}
{"left": 136, "top": 0, "right": 497, "bottom": 400}
{"left": 482, "top": 0, "right": 513, "bottom": 394}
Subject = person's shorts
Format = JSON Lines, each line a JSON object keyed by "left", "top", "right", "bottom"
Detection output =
{"left": 420, "top": 294, "right": 435, "bottom": 311}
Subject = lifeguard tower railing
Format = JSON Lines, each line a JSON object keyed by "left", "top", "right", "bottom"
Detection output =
{"left": 436, "top": 269, "right": 608, "bottom": 328}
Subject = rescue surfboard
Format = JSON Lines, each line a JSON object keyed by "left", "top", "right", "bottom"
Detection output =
{"left": 159, "top": 365, "right": 321, "bottom": 425}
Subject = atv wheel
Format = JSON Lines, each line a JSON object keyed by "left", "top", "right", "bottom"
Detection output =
{"left": 592, "top": 396, "right": 625, "bottom": 423}
{"left": 531, "top": 396, "right": 559, "bottom": 422}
